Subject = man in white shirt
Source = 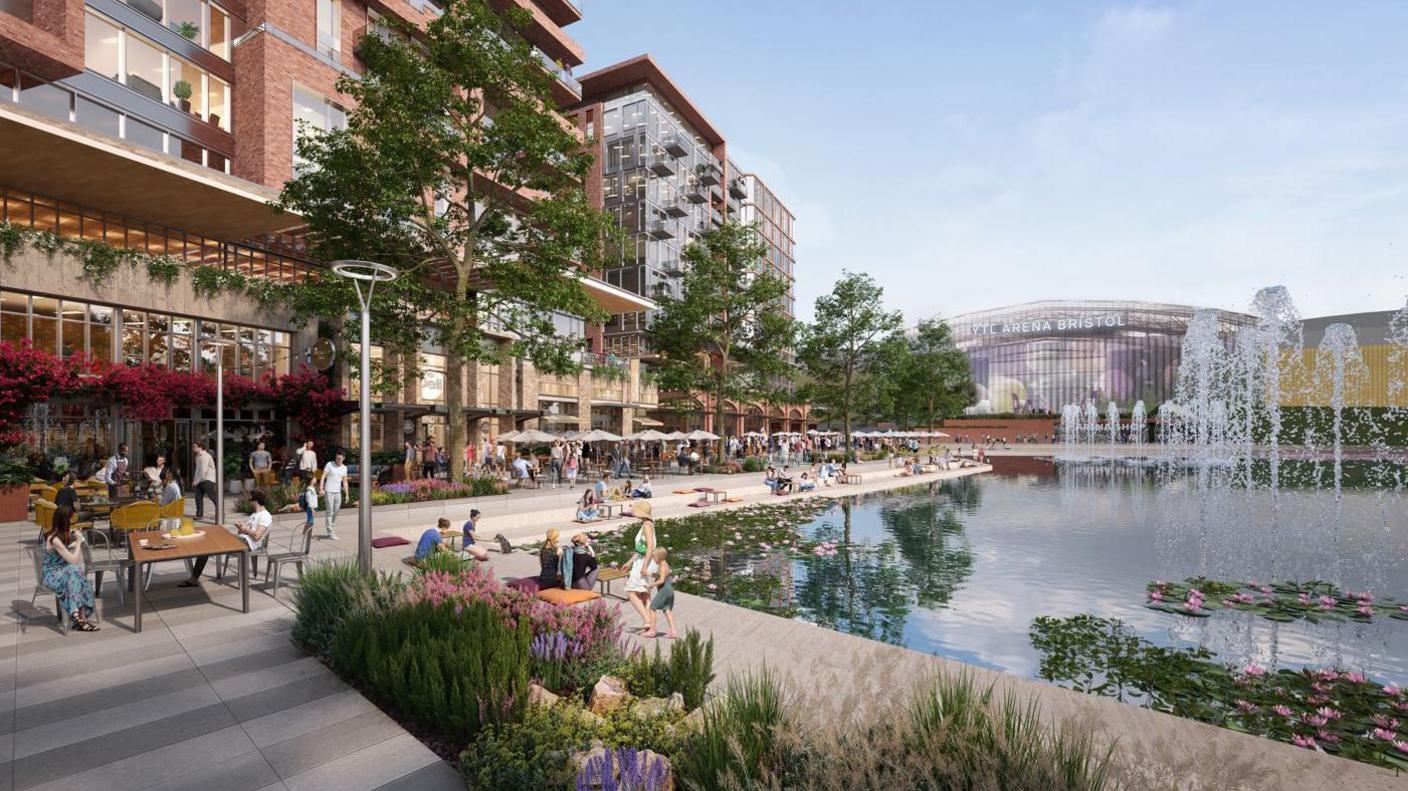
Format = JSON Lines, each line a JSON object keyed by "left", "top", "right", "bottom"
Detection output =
{"left": 549, "top": 441, "right": 564, "bottom": 488}
{"left": 181, "top": 490, "right": 270, "bottom": 587}
{"left": 319, "top": 451, "right": 349, "bottom": 540}
{"left": 191, "top": 441, "right": 217, "bottom": 521}
{"left": 297, "top": 440, "right": 318, "bottom": 484}
{"left": 511, "top": 454, "right": 531, "bottom": 487}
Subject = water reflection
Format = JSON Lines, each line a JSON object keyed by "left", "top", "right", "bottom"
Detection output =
{"left": 705, "top": 462, "right": 1408, "bottom": 686}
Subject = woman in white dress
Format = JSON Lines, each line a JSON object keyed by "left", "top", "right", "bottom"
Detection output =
{"left": 623, "top": 500, "right": 657, "bottom": 632}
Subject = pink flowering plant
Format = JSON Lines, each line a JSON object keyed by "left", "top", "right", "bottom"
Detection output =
{"left": 407, "top": 565, "right": 622, "bottom": 692}
{"left": 1146, "top": 577, "right": 1407, "bottom": 624}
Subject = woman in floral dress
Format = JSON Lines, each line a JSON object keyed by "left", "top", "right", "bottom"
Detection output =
{"left": 43, "top": 507, "right": 98, "bottom": 631}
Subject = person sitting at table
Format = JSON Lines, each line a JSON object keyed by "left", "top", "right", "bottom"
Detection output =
{"left": 569, "top": 532, "right": 599, "bottom": 590}
{"left": 54, "top": 472, "right": 78, "bottom": 511}
{"left": 160, "top": 469, "right": 183, "bottom": 507}
{"left": 142, "top": 454, "right": 167, "bottom": 497}
{"left": 632, "top": 475, "right": 653, "bottom": 499}
{"left": 764, "top": 465, "right": 779, "bottom": 494}
{"left": 180, "top": 490, "right": 270, "bottom": 587}
{"left": 42, "top": 506, "right": 99, "bottom": 632}
{"left": 576, "top": 489, "right": 601, "bottom": 522}
{"left": 537, "top": 528, "right": 564, "bottom": 589}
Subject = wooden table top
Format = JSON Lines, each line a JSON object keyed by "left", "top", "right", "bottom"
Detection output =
{"left": 129, "top": 526, "right": 248, "bottom": 563}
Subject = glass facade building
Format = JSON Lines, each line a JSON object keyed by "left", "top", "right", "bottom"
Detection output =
{"left": 949, "top": 300, "right": 1256, "bottom": 414}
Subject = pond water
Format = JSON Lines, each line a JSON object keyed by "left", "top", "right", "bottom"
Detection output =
{"left": 751, "top": 459, "right": 1408, "bottom": 686}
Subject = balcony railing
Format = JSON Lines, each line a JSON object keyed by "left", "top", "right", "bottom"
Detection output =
{"left": 696, "top": 162, "right": 722, "bottom": 186}
{"left": 661, "top": 131, "right": 689, "bottom": 158}
{"left": 534, "top": 48, "right": 581, "bottom": 97}
{"left": 729, "top": 177, "right": 747, "bottom": 199}
{"left": 661, "top": 195, "right": 689, "bottom": 218}
{"left": 647, "top": 218, "right": 677, "bottom": 240}
{"left": 645, "top": 152, "right": 676, "bottom": 177}
{"left": 0, "top": 186, "right": 323, "bottom": 283}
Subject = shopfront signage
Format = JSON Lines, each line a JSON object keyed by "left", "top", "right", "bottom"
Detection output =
{"left": 965, "top": 313, "right": 1127, "bottom": 337}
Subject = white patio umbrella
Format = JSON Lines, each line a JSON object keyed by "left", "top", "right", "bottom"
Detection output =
{"left": 577, "top": 428, "right": 623, "bottom": 443}
{"left": 498, "top": 430, "right": 521, "bottom": 442}
{"left": 686, "top": 429, "right": 720, "bottom": 441}
{"left": 663, "top": 431, "right": 689, "bottom": 441}
{"left": 743, "top": 430, "right": 767, "bottom": 438}
{"left": 510, "top": 428, "right": 560, "bottom": 444}
{"left": 633, "top": 429, "right": 669, "bottom": 442}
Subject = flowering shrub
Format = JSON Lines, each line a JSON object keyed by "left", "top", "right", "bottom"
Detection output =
{"left": 409, "top": 566, "right": 622, "bottom": 686}
{"left": 0, "top": 340, "right": 344, "bottom": 450}
{"left": 575, "top": 746, "right": 671, "bottom": 791}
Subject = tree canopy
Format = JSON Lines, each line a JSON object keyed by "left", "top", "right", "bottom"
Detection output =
{"left": 276, "top": 0, "right": 614, "bottom": 475}
{"left": 648, "top": 221, "right": 796, "bottom": 453}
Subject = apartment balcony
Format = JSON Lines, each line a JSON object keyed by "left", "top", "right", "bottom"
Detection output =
{"left": 661, "top": 131, "right": 689, "bottom": 158}
{"left": 534, "top": 48, "right": 582, "bottom": 104}
{"left": 647, "top": 218, "right": 677, "bottom": 240}
{"left": 683, "top": 185, "right": 707, "bottom": 204}
{"left": 729, "top": 177, "right": 748, "bottom": 199}
{"left": 645, "top": 152, "right": 676, "bottom": 177}
{"left": 696, "top": 162, "right": 722, "bottom": 186}
{"left": 657, "top": 259, "right": 684, "bottom": 277}
{"left": 662, "top": 196, "right": 689, "bottom": 217}
{"left": 709, "top": 207, "right": 724, "bottom": 227}
{"left": 536, "top": 0, "right": 583, "bottom": 26}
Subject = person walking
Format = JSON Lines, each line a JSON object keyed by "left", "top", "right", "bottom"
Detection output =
{"left": 623, "top": 501, "right": 657, "bottom": 632}
{"left": 319, "top": 451, "right": 348, "bottom": 540}
{"left": 420, "top": 438, "right": 437, "bottom": 480}
{"left": 191, "top": 441, "right": 218, "bottom": 521}
{"left": 641, "top": 547, "right": 677, "bottom": 639}
{"left": 403, "top": 440, "right": 417, "bottom": 480}
{"left": 549, "top": 440, "right": 564, "bottom": 488}
{"left": 248, "top": 441, "right": 273, "bottom": 489}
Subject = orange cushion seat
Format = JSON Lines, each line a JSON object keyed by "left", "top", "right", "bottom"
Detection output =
{"left": 535, "top": 588, "right": 601, "bottom": 606}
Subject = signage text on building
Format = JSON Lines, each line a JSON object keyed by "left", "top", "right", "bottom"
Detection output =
{"left": 966, "top": 313, "right": 1127, "bottom": 337}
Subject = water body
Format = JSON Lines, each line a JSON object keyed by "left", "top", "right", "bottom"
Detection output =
{"left": 771, "top": 462, "right": 1408, "bottom": 685}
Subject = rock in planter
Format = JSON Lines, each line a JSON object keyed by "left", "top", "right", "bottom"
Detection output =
{"left": 527, "top": 683, "right": 559, "bottom": 708}
{"left": 572, "top": 745, "right": 673, "bottom": 791}
{"left": 589, "top": 674, "right": 631, "bottom": 715}
{"left": 630, "top": 692, "right": 685, "bottom": 719}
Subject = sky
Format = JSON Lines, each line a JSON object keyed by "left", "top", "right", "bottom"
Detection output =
{"left": 571, "top": 1, "right": 1408, "bottom": 324}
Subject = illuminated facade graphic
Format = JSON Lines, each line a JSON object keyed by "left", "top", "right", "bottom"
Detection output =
{"left": 949, "top": 301, "right": 1257, "bottom": 414}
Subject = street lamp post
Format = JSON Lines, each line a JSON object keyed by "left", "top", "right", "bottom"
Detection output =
{"left": 331, "top": 260, "right": 399, "bottom": 574}
{"left": 204, "top": 339, "right": 234, "bottom": 526}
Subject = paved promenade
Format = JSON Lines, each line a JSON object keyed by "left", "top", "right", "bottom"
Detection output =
{"left": 4, "top": 457, "right": 1402, "bottom": 789}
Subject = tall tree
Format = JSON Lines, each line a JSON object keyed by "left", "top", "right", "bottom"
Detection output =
{"left": 871, "top": 319, "right": 976, "bottom": 428}
{"left": 799, "top": 271, "right": 902, "bottom": 457}
{"left": 276, "top": 0, "right": 612, "bottom": 478}
{"left": 648, "top": 222, "right": 796, "bottom": 458}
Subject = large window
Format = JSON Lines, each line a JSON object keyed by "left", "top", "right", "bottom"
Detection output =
{"left": 85, "top": 12, "right": 230, "bottom": 131}
{"left": 317, "top": 0, "right": 341, "bottom": 58}
{"left": 292, "top": 84, "right": 347, "bottom": 172}
{"left": 120, "top": 0, "right": 230, "bottom": 60}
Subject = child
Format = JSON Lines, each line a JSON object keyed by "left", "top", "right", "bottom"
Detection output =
{"left": 302, "top": 480, "right": 318, "bottom": 531}
{"left": 642, "top": 547, "right": 677, "bottom": 639}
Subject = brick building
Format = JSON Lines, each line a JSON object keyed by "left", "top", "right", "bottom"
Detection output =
{"left": 0, "top": 0, "right": 658, "bottom": 474}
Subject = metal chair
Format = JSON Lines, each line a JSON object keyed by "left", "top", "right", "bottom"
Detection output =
{"left": 80, "top": 530, "right": 126, "bottom": 605}
{"left": 265, "top": 523, "right": 314, "bottom": 600}
{"left": 24, "top": 545, "right": 72, "bottom": 635}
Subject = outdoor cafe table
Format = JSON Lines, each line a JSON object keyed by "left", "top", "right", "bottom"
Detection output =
{"left": 128, "top": 526, "right": 250, "bottom": 633}
{"left": 599, "top": 501, "right": 628, "bottom": 519}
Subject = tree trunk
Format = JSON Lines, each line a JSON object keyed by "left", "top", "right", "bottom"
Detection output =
{"left": 446, "top": 278, "right": 470, "bottom": 481}
{"left": 842, "top": 367, "right": 852, "bottom": 463}
{"left": 713, "top": 366, "right": 726, "bottom": 463}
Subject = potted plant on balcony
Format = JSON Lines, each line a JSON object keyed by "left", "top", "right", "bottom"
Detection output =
{"left": 0, "top": 453, "right": 35, "bottom": 523}
{"left": 173, "top": 80, "right": 193, "bottom": 113}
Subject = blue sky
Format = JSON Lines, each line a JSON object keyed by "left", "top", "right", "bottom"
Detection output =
{"left": 573, "top": 1, "right": 1408, "bottom": 324}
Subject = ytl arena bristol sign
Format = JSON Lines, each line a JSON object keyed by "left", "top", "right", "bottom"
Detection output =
{"left": 966, "top": 313, "right": 1128, "bottom": 337}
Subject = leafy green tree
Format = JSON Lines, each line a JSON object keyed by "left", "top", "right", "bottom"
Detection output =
{"left": 648, "top": 222, "right": 796, "bottom": 456}
{"left": 799, "top": 271, "right": 903, "bottom": 456}
{"left": 873, "top": 319, "right": 976, "bottom": 428}
{"left": 276, "top": 0, "right": 612, "bottom": 477}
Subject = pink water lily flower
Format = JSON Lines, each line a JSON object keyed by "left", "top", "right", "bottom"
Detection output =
{"left": 1235, "top": 699, "right": 1258, "bottom": 713}
{"left": 1149, "top": 590, "right": 1164, "bottom": 602}
{"left": 1395, "top": 740, "right": 1408, "bottom": 755}
{"left": 1316, "top": 729, "right": 1339, "bottom": 744}
{"left": 1303, "top": 713, "right": 1328, "bottom": 727}
{"left": 1243, "top": 663, "right": 1267, "bottom": 677}
{"left": 1290, "top": 734, "right": 1317, "bottom": 749}
{"left": 1273, "top": 705, "right": 1295, "bottom": 717}
{"left": 1371, "top": 714, "right": 1398, "bottom": 729}
{"left": 1373, "top": 728, "right": 1398, "bottom": 741}
{"left": 1384, "top": 684, "right": 1402, "bottom": 697}
{"left": 1319, "top": 596, "right": 1336, "bottom": 608}
{"left": 1344, "top": 672, "right": 1367, "bottom": 684}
